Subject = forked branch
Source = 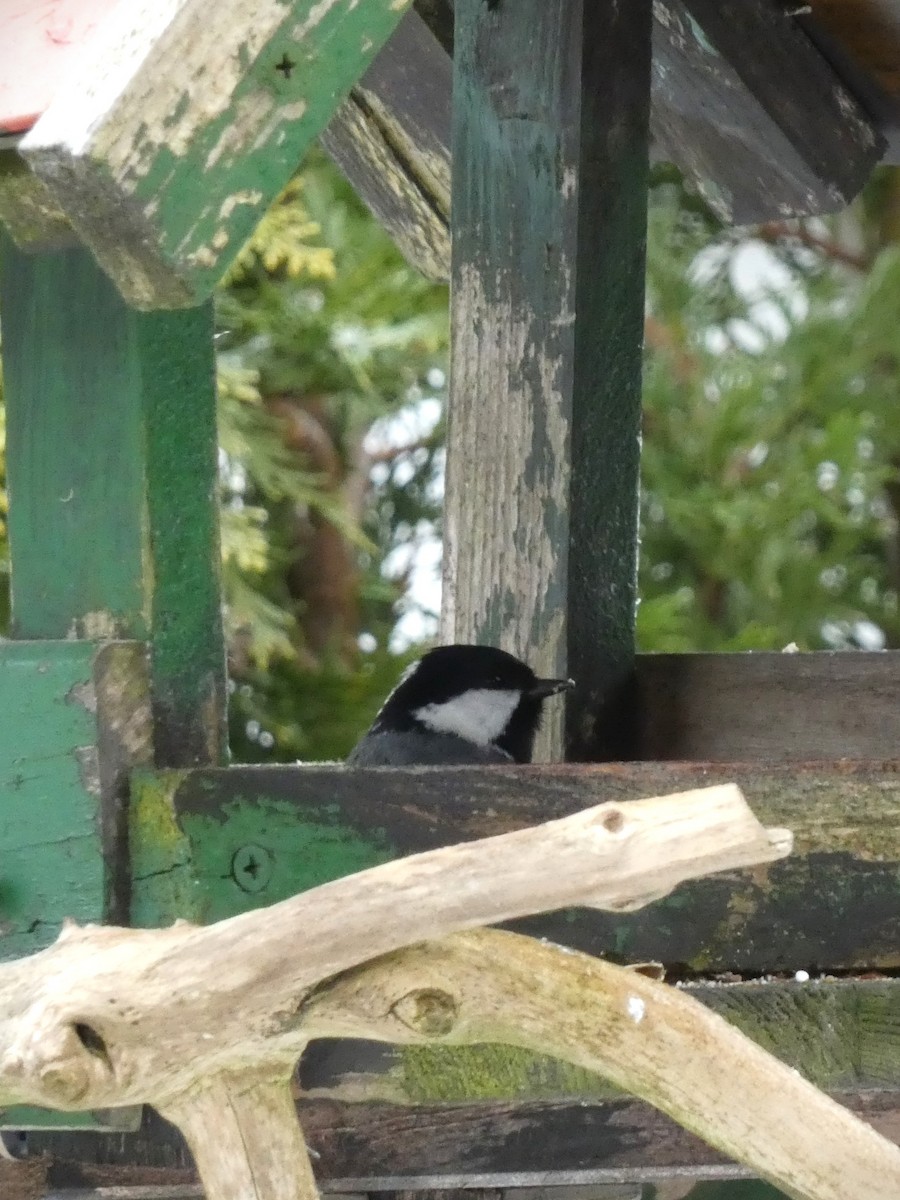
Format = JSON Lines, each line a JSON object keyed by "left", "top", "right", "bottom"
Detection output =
{"left": 0, "top": 783, "right": 883, "bottom": 1200}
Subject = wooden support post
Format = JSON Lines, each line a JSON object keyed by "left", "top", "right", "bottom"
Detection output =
{"left": 443, "top": 0, "right": 651, "bottom": 760}
{"left": 0, "top": 237, "right": 227, "bottom": 765}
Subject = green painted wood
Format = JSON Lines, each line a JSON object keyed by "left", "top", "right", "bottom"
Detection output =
{"left": 140, "top": 304, "right": 227, "bottom": 767}
{"left": 0, "top": 641, "right": 151, "bottom": 961}
{"left": 0, "top": 238, "right": 227, "bottom": 765}
{"left": 0, "top": 640, "right": 150, "bottom": 1133}
{"left": 20, "top": 0, "right": 417, "bottom": 309}
{"left": 130, "top": 760, "right": 900, "bottom": 974}
{"left": 0, "top": 235, "right": 148, "bottom": 640}
{"left": 443, "top": 0, "right": 651, "bottom": 760}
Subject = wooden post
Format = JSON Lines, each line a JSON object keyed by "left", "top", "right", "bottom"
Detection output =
{"left": 442, "top": 0, "right": 651, "bottom": 760}
{"left": 0, "top": 236, "right": 227, "bottom": 765}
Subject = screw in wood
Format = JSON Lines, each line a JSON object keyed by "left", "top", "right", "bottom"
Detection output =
{"left": 231, "top": 844, "right": 272, "bottom": 893}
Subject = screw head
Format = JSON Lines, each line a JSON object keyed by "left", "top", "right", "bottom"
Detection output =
{"left": 231, "top": 844, "right": 272, "bottom": 893}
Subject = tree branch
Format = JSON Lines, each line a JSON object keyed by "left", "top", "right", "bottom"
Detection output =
{"left": 0, "top": 781, "right": 854, "bottom": 1200}
{"left": 302, "top": 929, "right": 900, "bottom": 1200}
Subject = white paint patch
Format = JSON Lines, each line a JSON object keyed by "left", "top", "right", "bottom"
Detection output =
{"left": 627, "top": 996, "right": 645, "bottom": 1024}
{"left": 414, "top": 688, "right": 520, "bottom": 747}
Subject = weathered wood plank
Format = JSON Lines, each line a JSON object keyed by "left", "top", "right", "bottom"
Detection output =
{"left": 0, "top": 639, "right": 149, "bottom": 1134}
{"left": 21, "top": 1083, "right": 900, "bottom": 1186}
{"left": 0, "top": 237, "right": 149, "bottom": 640}
{"left": 131, "top": 760, "right": 900, "bottom": 973}
{"left": 19, "top": 0, "right": 417, "bottom": 308}
{"left": 0, "top": 641, "right": 146, "bottom": 961}
{"left": 320, "top": 10, "right": 451, "bottom": 282}
{"left": 635, "top": 650, "right": 900, "bottom": 760}
{"left": 0, "top": 239, "right": 226, "bottom": 765}
{"left": 651, "top": 0, "right": 884, "bottom": 223}
{"left": 443, "top": 0, "right": 651, "bottom": 761}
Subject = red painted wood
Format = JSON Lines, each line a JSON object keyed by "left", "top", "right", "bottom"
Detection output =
{"left": 0, "top": 0, "right": 117, "bottom": 135}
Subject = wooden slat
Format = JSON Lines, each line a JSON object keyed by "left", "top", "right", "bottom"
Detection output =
{"left": 0, "top": 238, "right": 227, "bottom": 765}
{"left": 0, "top": 640, "right": 148, "bottom": 1134}
{"left": 0, "top": 237, "right": 149, "bottom": 639}
{"left": 132, "top": 760, "right": 900, "bottom": 974}
{"left": 18, "top": 0, "right": 419, "bottom": 308}
{"left": 319, "top": 11, "right": 450, "bottom": 282}
{"left": 635, "top": 650, "right": 900, "bottom": 760}
{"left": 443, "top": 0, "right": 650, "bottom": 760}
{"left": 21, "top": 1084, "right": 900, "bottom": 1186}
{"left": 0, "top": 641, "right": 149, "bottom": 960}
{"left": 651, "top": 0, "right": 884, "bottom": 223}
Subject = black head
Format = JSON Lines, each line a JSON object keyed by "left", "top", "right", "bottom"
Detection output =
{"left": 370, "top": 644, "right": 573, "bottom": 762}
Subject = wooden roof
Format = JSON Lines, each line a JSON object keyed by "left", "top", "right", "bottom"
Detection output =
{"left": 1, "top": 0, "right": 899, "bottom": 301}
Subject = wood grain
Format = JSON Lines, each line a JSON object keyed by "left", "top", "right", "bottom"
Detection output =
{"left": 635, "top": 650, "right": 900, "bottom": 760}
{"left": 137, "top": 757, "right": 900, "bottom": 973}
{"left": 23, "top": 1089, "right": 900, "bottom": 1189}
{"left": 443, "top": 0, "right": 650, "bottom": 761}
{"left": 319, "top": 11, "right": 451, "bottom": 282}
{"left": 652, "top": 0, "right": 884, "bottom": 223}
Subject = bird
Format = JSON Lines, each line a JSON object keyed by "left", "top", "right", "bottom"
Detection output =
{"left": 347, "top": 643, "right": 574, "bottom": 766}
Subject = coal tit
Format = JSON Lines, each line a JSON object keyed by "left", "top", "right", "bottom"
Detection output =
{"left": 347, "top": 644, "right": 574, "bottom": 765}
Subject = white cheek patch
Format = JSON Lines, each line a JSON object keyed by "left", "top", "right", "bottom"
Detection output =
{"left": 414, "top": 689, "right": 521, "bottom": 746}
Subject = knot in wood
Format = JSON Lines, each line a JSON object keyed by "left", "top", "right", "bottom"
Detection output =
{"left": 391, "top": 988, "right": 458, "bottom": 1037}
{"left": 39, "top": 1058, "right": 90, "bottom": 1105}
{"left": 598, "top": 807, "right": 625, "bottom": 834}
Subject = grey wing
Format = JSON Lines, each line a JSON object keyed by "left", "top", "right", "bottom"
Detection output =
{"left": 347, "top": 730, "right": 512, "bottom": 766}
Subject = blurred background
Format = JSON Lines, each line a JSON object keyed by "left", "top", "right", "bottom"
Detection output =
{"left": 4, "top": 153, "right": 900, "bottom": 763}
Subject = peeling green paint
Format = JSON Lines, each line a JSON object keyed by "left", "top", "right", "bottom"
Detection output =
{"left": 129, "top": 773, "right": 396, "bottom": 926}
{"left": 23, "top": 0, "right": 418, "bottom": 307}
{"left": 0, "top": 642, "right": 105, "bottom": 960}
{"left": 180, "top": 796, "right": 395, "bottom": 922}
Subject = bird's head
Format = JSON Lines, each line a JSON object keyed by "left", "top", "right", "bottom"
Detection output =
{"left": 371, "top": 644, "right": 574, "bottom": 762}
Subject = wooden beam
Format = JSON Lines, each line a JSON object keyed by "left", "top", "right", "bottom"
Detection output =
{"left": 139, "top": 307, "right": 228, "bottom": 767}
{"left": 21, "top": 1083, "right": 900, "bottom": 1187}
{"left": 0, "top": 640, "right": 147, "bottom": 1134}
{"left": 651, "top": 0, "right": 884, "bottom": 223}
{"left": 635, "top": 650, "right": 900, "bottom": 760}
{"left": 319, "top": 11, "right": 450, "bottom": 282}
{"left": 0, "top": 237, "right": 149, "bottom": 640}
{"left": 0, "top": 642, "right": 149, "bottom": 961}
{"left": 0, "top": 239, "right": 227, "bottom": 765}
{"left": 132, "top": 759, "right": 900, "bottom": 974}
{"left": 18, "top": 0, "right": 417, "bottom": 308}
{"left": 443, "top": 0, "right": 651, "bottom": 761}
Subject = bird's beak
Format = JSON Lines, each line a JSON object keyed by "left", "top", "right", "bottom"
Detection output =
{"left": 528, "top": 677, "right": 575, "bottom": 700}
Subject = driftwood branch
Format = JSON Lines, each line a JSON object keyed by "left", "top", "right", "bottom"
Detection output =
{"left": 302, "top": 929, "right": 900, "bottom": 1200}
{"left": 2, "top": 782, "right": 889, "bottom": 1200}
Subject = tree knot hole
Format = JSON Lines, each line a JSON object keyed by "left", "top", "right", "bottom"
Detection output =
{"left": 600, "top": 808, "right": 625, "bottom": 834}
{"left": 391, "top": 988, "right": 458, "bottom": 1037}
